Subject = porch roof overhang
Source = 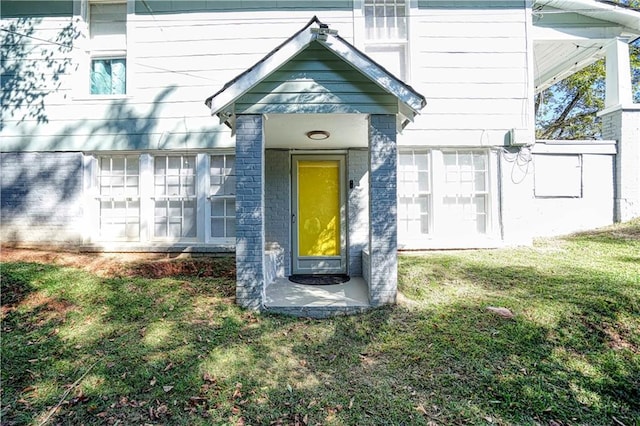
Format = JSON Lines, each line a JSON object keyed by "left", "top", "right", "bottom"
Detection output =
{"left": 204, "top": 16, "right": 426, "bottom": 132}
{"left": 533, "top": 0, "right": 640, "bottom": 93}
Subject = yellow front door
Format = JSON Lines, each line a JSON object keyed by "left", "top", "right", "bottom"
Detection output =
{"left": 292, "top": 155, "right": 346, "bottom": 274}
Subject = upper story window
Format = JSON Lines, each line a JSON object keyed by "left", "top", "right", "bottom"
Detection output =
{"left": 364, "top": 0, "right": 407, "bottom": 41}
{"left": 363, "top": 0, "right": 409, "bottom": 81}
{"left": 89, "top": 2, "right": 127, "bottom": 95}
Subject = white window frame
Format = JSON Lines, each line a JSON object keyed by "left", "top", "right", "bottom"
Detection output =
{"left": 356, "top": 0, "right": 412, "bottom": 82}
{"left": 207, "top": 153, "right": 237, "bottom": 245}
{"left": 83, "top": 151, "right": 237, "bottom": 246}
{"left": 398, "top": 148, "right": 499, "bottom": 249}
{"left": 74, "top": 0, "right": 132, "bottom": 99}
{"left": 151, "top": 154, "right": 199, "bottom": 241}
{"left": 96, "top": 154, "right": 141, "bottom": 241}
{"left": 398, "top": 149, "right": 432, "bottom": 241}
{"left": 433, "top": 149, "right": 495, "bottom": 240}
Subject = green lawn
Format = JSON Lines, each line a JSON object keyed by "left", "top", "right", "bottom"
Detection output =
{"left": 2, "top": 220, "right": 639, "bottom": 425}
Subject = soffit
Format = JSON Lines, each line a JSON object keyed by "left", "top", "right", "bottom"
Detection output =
{"left": 533, "top": 0, "right": 640, "bottom": 92}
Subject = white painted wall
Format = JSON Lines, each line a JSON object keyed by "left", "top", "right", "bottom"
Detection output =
{"left": 530, "top": 142, "right": 616, "bottom": 237}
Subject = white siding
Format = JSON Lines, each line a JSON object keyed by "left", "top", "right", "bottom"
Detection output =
{"left": 401, "top": 4, "right": 533, "bottom": 146}
{"left": 2, "top": 8, "right": 355, "bottom": 151}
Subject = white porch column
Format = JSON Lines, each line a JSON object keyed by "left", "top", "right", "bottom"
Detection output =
{"left": 605, "top": 37, "right": 633, "bottom": 109}
{"left": 235, "top": 114, "right": 266, "bottom": 310}
{"left": 601, "top": 37, "right": 640, "bottom": 222}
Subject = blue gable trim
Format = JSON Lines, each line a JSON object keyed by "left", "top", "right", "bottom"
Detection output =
{"left": 204, "top": 17, "right": 426, "bottom": 130}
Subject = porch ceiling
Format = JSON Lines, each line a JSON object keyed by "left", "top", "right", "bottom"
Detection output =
{"left": 264, "top": 113, "right": 368, "bottom": 149}
{"left": 533, "top": 39, "right": 610, "bottom": 92}
{"left": 532, "top": 0, "right": 640, "bottom": 93}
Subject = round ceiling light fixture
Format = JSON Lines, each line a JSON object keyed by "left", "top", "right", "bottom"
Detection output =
{"left": 306, "top": 130, "right": 330, "bottom": 141}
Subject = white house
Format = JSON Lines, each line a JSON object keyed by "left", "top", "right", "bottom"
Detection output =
{"left": 1, "top": 0, "right": 639, "bottom": 315}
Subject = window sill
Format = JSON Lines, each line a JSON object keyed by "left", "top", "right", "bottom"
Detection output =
{"left": 399, "top": 235, "right": 503, "bottom": 250}
{"left": 72, "top": 94, "right": 133, "bottom": 102}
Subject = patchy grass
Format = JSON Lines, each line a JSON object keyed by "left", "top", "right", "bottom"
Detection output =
{"left": 2, "top": 220, "right": 639, "bottom": 425}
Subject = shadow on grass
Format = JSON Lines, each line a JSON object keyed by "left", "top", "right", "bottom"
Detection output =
{"left": 395, "top": 246, "right": 639, "bottom": 424}
{"left": 279, "top": 296, "right": 638, "bottom": 425}
{"left": 2, "top": 240, "right": 639, "bottom": 425}
{"left": 0, "top": 260, "right": 269, "bottom": 425}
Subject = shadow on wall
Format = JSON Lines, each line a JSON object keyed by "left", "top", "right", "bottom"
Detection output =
{"left": 1, "top": 85, "right": 178, "bottom": 244}
{"left": 1, "top": 16, "right": 80, "bottom": 131}
{"left": 0, "top": 152, "right": 83, "bottom": 243}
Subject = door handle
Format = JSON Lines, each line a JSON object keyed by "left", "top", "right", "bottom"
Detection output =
{"left": 292, "top": 214, "right": 296, "bottom": 224}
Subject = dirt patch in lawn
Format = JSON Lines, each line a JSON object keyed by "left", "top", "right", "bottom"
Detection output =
{"left": 0, "top": 248, "right": 235, "bottom": 279}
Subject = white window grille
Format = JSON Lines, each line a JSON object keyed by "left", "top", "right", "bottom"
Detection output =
{"left": 364, "top": 0, "right": 407, "bottom": 41}
{"left": 209, "top": 154, "right": 236, "bottom": 240}
{"left": 363, "top": 0, "right": 409, "bottom": 80}
{"left": 153, "top": 155, "right": 197, "bottom": 239}
{"left": 398, "top": 150, "right": 431, "bottom": 238}
{"left": 97, "top": 155, "right": 140, "bottom": 240}
{"left": 441, "top": 151, "right": 489, "bottom": 235}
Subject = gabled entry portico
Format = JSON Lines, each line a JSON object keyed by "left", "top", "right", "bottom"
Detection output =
{"left": 205, "top": 17, "right": 426, "bottom": 316}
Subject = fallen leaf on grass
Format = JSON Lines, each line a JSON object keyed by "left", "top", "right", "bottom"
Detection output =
{"left": 486, "top": 306, "right": 515, "bottom": 319}
{"left": 17, "top": 398, "right": 31, "bottom": 407}
{"left": 163, "top": 385, "right": 174, "bottom": 393}
{"left": 150, "top": 377, "right": 157, "bottom": 386}
{"left": 415, "top": 404, "right": 428, "bottom": 415}
{"left": 189, "top": 396, "right": 207, "bottom": 406}
{"left": 233, "top": 383, "right": 243, "bottom": 398}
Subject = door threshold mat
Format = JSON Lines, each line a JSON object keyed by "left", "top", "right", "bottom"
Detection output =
{"left": 288, "top": 274, "right": 350, "bottom": 285}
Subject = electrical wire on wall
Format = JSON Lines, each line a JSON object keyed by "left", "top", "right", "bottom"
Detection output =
{"left": 500, "top": 146, "right": 533, "bottom": 185}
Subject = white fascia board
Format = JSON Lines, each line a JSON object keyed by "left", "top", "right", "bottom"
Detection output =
{"left": 318, "top": 37, "right": 426, "bottom": 114}
{"left": 532, "top": 25, "right": 625, "bottom": 40}
{"left": 208, "top": 31, "right": 315, "bottom": 116}
{"left": 536, "top": 0, "right": 640, "bottom": 32}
